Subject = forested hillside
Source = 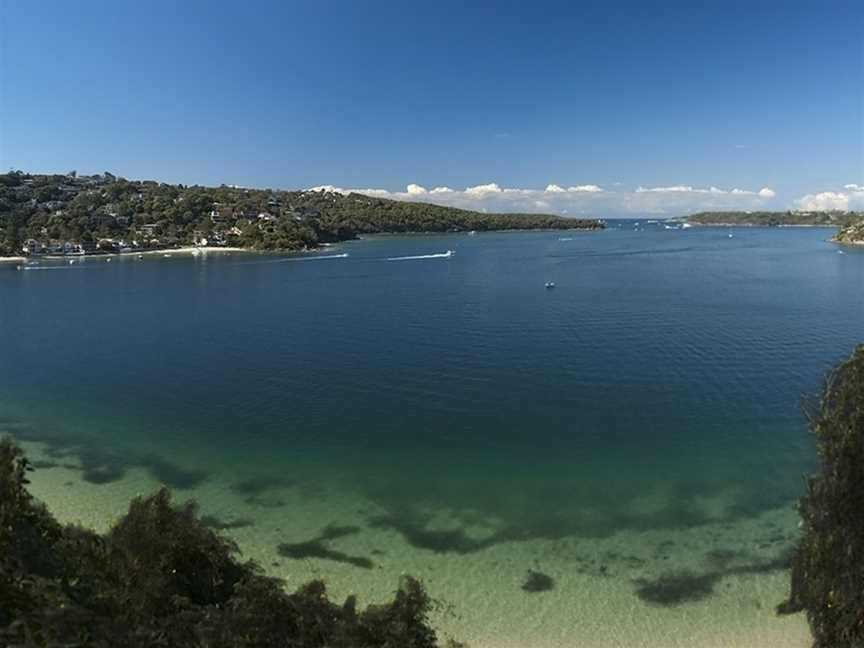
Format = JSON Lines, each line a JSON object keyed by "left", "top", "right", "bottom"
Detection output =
{"left": 0, "top": 171, "right": 603, "bottom": 255}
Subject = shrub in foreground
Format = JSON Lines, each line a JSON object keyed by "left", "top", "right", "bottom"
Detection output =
{"left": 780, "top": 345, "right": 864, "bottom": 647}
{"left": 0, "top": 438, "right": 456, "bottom": 647}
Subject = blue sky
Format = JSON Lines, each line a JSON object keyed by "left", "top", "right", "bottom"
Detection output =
{"left": 1, "top": 0, "right": 862, "bottom": 216}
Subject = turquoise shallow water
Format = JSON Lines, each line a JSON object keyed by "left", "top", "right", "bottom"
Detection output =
{"left": 1, "top": 224, "right": 862, "bottom": 644}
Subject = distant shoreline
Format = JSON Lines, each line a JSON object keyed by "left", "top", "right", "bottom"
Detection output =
{"left": 676, "top": 221, "right": 836, "bottom": 228}
{"left": 1, "top": 228, "right": 605, "bottom": 264}
{"left": 0, "top": 247, "right": 248, "bottom": 264}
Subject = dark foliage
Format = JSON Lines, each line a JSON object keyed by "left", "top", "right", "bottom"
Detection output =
{"left": 0, "top": 437, "right": 449, "bottom": 647}
{"left": 780, "top": 345, "right": 864, "bottom": 647}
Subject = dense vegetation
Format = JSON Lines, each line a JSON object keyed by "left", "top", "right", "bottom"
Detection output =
{"left": 779, "top": 345, "right": 864, "bottom": 647}
{"left": 682, "top": 210, "right": 863, "bottom": 227}
{"left": 0, "top": 438, "right": 460, "bottom": 647}
{"left": 0, "top": 171, "right": 602, "bottom": 256}
{"left": 834, "top": 221, "right": 864, "bottom": 245}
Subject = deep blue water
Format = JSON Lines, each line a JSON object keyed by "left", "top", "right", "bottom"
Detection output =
{"left": 1, "top": 224, "right": 862, "bottom": 542}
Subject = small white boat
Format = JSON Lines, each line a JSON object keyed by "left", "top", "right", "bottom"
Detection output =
{"left": 468, "top": 230, "right": 476, "bottom": 236}
{"left": 728, "top": 233, "right": 733, "bottom": 238}
{"left": 545, "top": 281, "right": 555, "bottom": 289}
{"left": 137, "top": 254, "right": 144, "bottom": 259}
{"left": 163, "top": 254, "right": 172, "bottom": 258}
{"left": 68, "top": 259, "right": 75, "bottom": 265}
{"left": 105, "top": 258, "right": 111, "bottom": 263}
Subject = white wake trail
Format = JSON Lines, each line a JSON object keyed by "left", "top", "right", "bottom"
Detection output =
{"left": 386, "top": 250, "right": 453, "bottom": 261}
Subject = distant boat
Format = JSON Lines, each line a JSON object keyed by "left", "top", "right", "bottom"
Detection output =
{"left": 728, "top": 233, "right": 734, "bottom": 238}
{"left": 545, "top": 281, "right": 555, "bottom": 289}
{"left": 468, "top": 230, "right": 476, "bottom": 236}
{"left": 163, "top": 254, "right": 172, "bottom": 258}
{"left": 682, "top": 223, "right": 693, "bottom": 229}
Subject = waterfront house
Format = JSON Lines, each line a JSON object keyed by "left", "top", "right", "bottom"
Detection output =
{"left": 210, "top": 207, "right": 233, "bottom": 224}
{"left": 22, "top": 239, "right": 45, "bottom": 256}
{"left": 63, "top": 242, "right": 85, "bottom": 256}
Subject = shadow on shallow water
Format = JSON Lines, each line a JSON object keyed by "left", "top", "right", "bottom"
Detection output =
{"left": 230, "top": 475, "right": 295, "bottom": 508}
{"left": 2, "top": 412, "right": 803, "bottom": 547}
{"left": 634, "top": 546, "right": 793, "bottom": 606}
{"left": 201, "top": 514, "right": 255, "bottom": 530}
{"left": 522, "top": 569, "right": 555, "bottom": 593}
{"left": 278, "top": 524, "right": 375, "bottom": 569}
{"left": 3, "top": 415, "right": 800, "bottom": 608}
{"left": 2, "top": 420, "right": 208, "bottom": 490}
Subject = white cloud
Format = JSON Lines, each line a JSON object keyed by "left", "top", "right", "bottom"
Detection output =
{"left": 464, "top": 183, "right": 503, "bottom": 196}
{"left": 306, "top": 181, "right": 780, "bottom": 217}
{"left": 791, "top": 183, "right": 864, "bottom": 212}
{"left": 635, "top": 185, "right": 774, "bottom": 198}
{"left": 795, "top": 191, "right": 849, "bottom": 211}
{"left": 636, "top": 185, "right": 698, "bottom": 193}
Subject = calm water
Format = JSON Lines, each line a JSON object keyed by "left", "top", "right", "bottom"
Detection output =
{"left": 1, "top": 225, "right": 862, "bottom": 545}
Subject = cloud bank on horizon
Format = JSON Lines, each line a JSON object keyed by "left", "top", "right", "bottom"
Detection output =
{"left": 307, "top": 181, "right": 864, "bottom": 217}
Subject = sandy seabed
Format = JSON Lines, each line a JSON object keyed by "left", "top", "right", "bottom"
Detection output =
{"left": 17, "top": 438, "right": 811, "bottom": 648}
